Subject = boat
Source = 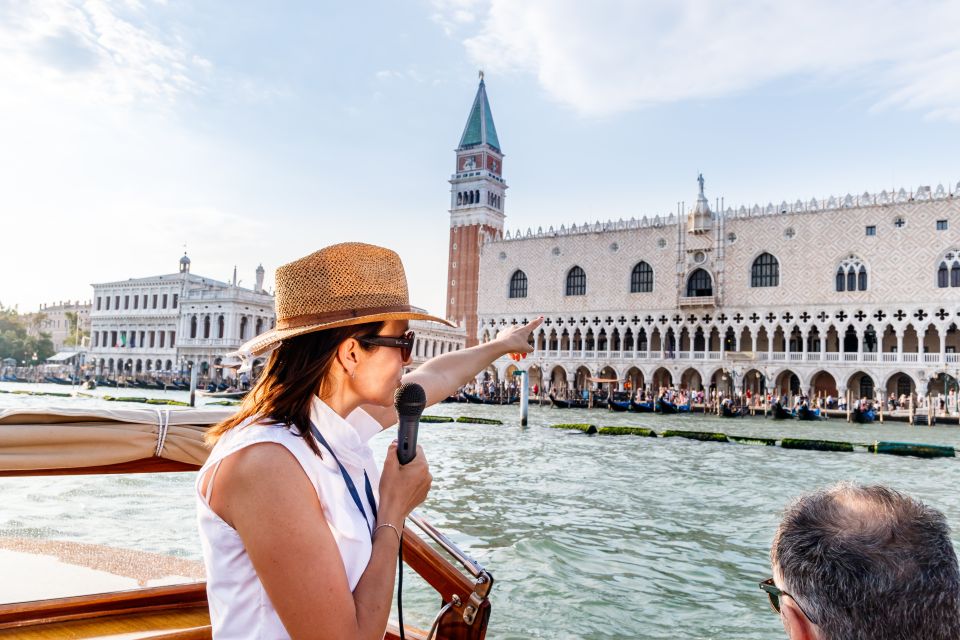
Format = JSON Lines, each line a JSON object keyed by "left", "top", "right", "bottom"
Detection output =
{"left": 0, "top": 375, "right": 27, "bottom": 383}
{"left": 796, "top": 405, "right": 824, "bottom": 421}
{"left": 43, "top": 376, "right": 75, "bottom": 385}
{"left": 608, "top": 399, "right": 630, "bottom": 412}
{"left": 852, "top": 407, "right": 876, "bottom": 423}
{"left": 197, "top": 389, "right": 249, "bottom": 400}
{"left": 464, "top": 392, "right": 518, "bottom": 405}
{"left": 548, "top": 393, "right": 588, "bottom": 409}
{"left": 721, "top": 403, "right": 747, "bottom": 418}
{"left": 629, "top": 400, "right": 655, "bottom": 413}
{"left": 0, "top": 406, "right": 494, "bottom": 639}
{"left": 771, "top": 402, "right": 794, "bottom": 420}
{"left": 656, "top": 399, "right": 690, "bottom": 414}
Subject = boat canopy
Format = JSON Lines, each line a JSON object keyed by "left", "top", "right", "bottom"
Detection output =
{"left": 0, "top": 407, "right": 232, "bottom": 473}
{"left": 45, "top": 351, "right": 81, "bottom": 363}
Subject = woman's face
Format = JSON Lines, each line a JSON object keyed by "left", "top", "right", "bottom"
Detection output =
{"left": 353, "top": 319, "right": 411, "bottom": 406}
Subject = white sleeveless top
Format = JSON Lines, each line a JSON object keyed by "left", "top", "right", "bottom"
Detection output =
{"left": 195, "top": 396, "right": 383, "bottom": 639}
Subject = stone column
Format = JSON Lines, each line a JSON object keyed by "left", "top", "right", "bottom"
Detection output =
{"left": 896, "top": 332, "right": 904, "bottom": 362}
{"left": 802, "top": 330, "right": 809, "bottom": 360}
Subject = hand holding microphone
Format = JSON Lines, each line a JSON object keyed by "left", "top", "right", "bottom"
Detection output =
{"left": 378, "top": 383, "right": 431, "bottom": 527}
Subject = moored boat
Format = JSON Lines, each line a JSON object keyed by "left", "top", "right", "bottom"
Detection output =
{"left": 796, "top": 405, "right": 824, "bottom": 421}
{"left": 608, "top": 399, "right": 630, "bottom": 412}
{"left": 721, "top": 404, "right": 747, "bottom": 418}
{"left": 771, "top": 402, "right": 794, "bottom": 420}
{"left": 629, "top": 400, "right": 655, "bottom": 412}
{"left": 852, "top": 407, "right": 876, "bottom": 423}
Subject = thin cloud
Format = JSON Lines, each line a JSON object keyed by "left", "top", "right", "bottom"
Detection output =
{"left": 437, "top": 0, "right": 960, "bottom": 121}
{"left": 0, "top": 0, "right": 211, "bottom": 109}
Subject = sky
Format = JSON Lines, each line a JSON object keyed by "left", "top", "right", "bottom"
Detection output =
{"left": 1, "top": 0, "right": 959, "bottom": 317}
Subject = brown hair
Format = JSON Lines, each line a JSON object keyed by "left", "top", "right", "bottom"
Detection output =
{"left": 206, "top": 321, "right": 384, "bottom": 456}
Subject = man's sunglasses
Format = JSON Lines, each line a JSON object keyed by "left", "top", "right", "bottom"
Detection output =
{"left": 358, "top": 330, "right": 415, "bottom": 361}
{"left": 759, "top": 578, "right": 819, "bottom": 625}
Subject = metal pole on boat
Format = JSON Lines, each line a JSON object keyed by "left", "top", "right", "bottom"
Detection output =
{"left": 519, "top": 370, "right": 529, "bottom": 427}
{"left": 189, "top": 365, "right": 198, "bottom": 407}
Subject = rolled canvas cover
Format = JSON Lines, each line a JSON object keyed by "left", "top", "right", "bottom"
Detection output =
{"left": 0, "top": 407, "right": 234, "bottom": 471}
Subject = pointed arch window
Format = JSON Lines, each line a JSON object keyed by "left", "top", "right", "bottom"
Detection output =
{"left": 566, "top": 266, "right": 586, "bottom": 296}
{"left": 630, "top": 261, "right": 653, "bottom": 293}
{"left": 835, "top": 255, "right": 868, "bottom": 292}
{"left": 750, "top": 252, "right": 779, "bottom": 287}
{"left": 509, "top": 270, "right": 528, "bottom": 298}
{"left": 940, "top": 251, "right": 960, "bottom": 288}
{"left": 686, "top": 269, "right": 713, "bottom": 297}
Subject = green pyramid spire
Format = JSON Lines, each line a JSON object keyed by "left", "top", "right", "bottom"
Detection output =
{"left": 458, "top": 76, "right": 501, "bottom": 152}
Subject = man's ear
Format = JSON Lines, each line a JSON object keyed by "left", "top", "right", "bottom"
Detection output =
{"left": 780, "top": 601, "right": 818, "bottom": 640}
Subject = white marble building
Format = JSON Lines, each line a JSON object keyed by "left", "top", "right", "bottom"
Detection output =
{"left": 475, "top": 177, "right": 960, "bottom": 401}
{"left": 88, "top": 254, "right": 274, "bottom": 379}
{"left": 408, "top": 319, "right": 465, "bottom": 369}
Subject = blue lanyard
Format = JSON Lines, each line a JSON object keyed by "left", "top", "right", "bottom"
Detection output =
{"left": 309, "top": 421, "right": 378, "bottom": 538}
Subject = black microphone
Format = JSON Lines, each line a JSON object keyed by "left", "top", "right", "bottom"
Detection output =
{"left": 394, "top": 382, "right": 426, "bottom": 465}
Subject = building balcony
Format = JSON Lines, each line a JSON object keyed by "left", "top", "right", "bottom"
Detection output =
{"left": 677, "top": 295, "right": 716, "bottom": 308}
{"left": 177, "top": 338, "right": 242, "bottom": 349}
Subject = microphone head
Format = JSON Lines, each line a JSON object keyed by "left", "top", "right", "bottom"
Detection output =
{"left": 394, "top": 382, "right": 427, "bottom": 417}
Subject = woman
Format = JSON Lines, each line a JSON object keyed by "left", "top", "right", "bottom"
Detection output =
{"left": 196, "top": 243, "right": 540, "bottom": 639}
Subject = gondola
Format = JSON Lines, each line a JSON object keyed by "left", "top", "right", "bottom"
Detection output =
{"left": 464, "top": 392, "right": 518, "bottom": 405}
{"left": 630, "top": 400, "right": 655, "bottom": 412}
{"left": 608, "top": 399, "right": 630, "bottom": 412}
{"left": 548, "top": 393, "right": 588, "bottom": 409}
{"left": 721, "top": 403, "right": 747, "bottom": 418}
{"left": 771, "top": 402, "right": 794, "bottom": 420}
{"left": 852, "top": 407, "right": 876, "bottom": 423}
{"left": 43, "top": 376, "right": 75, "bottom": 385}
{"left": 796, "top": 405, "right": 824, "bottom": 421}
{"left": 657, "top": 399, "right": 690, "bottom": 414}
{"left": 1, "top": 375, "right": 27, "bottom": 382}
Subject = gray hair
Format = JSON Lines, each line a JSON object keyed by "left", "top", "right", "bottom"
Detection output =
{"left": 772, "top": 483, "right": 960, "bottom": 640}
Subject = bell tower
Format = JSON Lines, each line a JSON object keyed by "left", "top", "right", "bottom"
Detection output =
{"left": 446, "top": 72, "right": 507, "bottom": 347}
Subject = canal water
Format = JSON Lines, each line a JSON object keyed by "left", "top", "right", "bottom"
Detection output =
{"left": 3, "top": 383, "right": 960, "bottom": 639}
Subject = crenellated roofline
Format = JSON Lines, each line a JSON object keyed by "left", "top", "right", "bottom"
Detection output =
{"left": 490, "top": 181, "right": 960, "bottom": 244}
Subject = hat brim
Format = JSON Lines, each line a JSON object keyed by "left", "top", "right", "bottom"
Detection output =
{"left": 233, "top": 309, "right": 456, "bottom": 358}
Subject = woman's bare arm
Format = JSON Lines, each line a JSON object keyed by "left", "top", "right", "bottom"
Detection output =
{"left": 361, "top": 317, "right": 543, "bottom": 429}
{"left": 209, "top": 443, "right": 402, "bottom": 640}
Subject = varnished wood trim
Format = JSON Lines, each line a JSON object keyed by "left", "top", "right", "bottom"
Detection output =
{"left": 0, "top": 458, "right": 201, "bottom": 477}
{"left": 0, "top": 583, "right": 207, "bottom": 629}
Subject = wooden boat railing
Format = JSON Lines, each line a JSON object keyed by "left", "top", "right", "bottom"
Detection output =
{"left": 0, "top": 407, "right": 492, "bottom": 639}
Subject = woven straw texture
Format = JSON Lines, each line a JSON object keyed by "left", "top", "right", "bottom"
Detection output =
{"left": 237, "top": 242, "right": 452, "bottom": 356}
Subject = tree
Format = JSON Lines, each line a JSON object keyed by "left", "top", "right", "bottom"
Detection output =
{"left": 62, "top": 311, "right": 89, "bottom": 347}
{"left": 0, "top": 305, "right": 55, "bottom": 363}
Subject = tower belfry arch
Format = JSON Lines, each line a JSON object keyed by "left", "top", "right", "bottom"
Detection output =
{"left": 446, "top": 74, "right": 507, "bottom": 346}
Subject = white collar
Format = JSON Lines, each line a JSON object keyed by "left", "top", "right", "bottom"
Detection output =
{"left": 308, "top": 396, "right": 371, "bottom": 469}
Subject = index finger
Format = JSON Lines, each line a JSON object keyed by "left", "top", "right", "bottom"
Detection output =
{"left": 524, "top": 316, "right": 545, "bottom": 332}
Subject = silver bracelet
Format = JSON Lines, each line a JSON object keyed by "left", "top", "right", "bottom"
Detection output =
{"left": 374, "top": 523, "right": 402, "bottom": 545}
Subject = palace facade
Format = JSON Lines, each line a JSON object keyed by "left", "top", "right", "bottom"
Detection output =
{"left": 88, "top": 254, "right": 275, "bottom": 379}
{"left": 447, "top": 79, "right": 960, "bottom": 400}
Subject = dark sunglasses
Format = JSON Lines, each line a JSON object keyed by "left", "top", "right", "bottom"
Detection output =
{"left": 358, "top": 330, "right": 415, "bottom": 361}
{"left": 759, "top": 578, "right": 819, "bottom": 625}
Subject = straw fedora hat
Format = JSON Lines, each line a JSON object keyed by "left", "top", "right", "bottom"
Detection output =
{"left": 235, "top": 242, "right": 454, "bottom": 357}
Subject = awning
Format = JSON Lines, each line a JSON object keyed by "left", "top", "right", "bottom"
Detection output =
{"left": 45, "top": 352, "right": 80, "bottom": 363}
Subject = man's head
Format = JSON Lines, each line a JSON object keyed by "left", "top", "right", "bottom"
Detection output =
{"left": 770, "top": 482, "right": 960, "bottom": 640}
